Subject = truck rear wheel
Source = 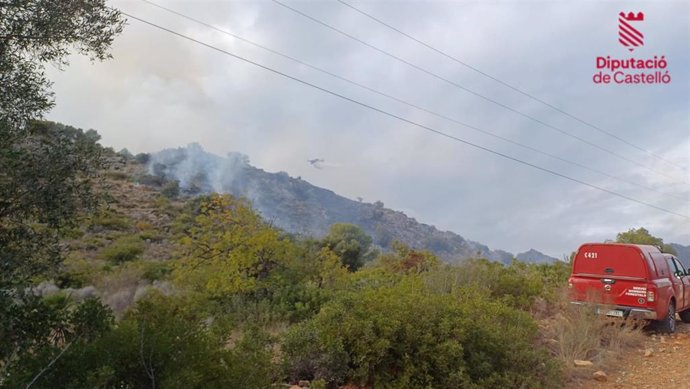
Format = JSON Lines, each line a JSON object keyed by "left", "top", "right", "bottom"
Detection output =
{"left": 679, "top": 308, "right": 690, "bottom": 323}
{"left": 656, "top": 301, "right": 676, "bottom": 333}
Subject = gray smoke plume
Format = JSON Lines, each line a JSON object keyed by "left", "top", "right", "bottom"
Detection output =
{"left": 145, "top": 144, "right": 548, "bottom": 263}
{"left": 148, "top": 143, "right": 250, "bottom": 195}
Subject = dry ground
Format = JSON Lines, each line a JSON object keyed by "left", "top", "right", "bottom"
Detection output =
{"left": 570, "top": 321, "right": 690, "bottom": 389}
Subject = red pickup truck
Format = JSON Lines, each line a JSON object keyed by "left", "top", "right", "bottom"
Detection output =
{"left": 568, "top": 243, "right": 690, "bottom": 333}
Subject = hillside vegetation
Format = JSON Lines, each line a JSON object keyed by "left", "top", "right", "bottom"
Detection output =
{"left": 5, "top": 124, "right": 663, "bottom": 388}
{"left": 0, "top": 124, "right": 578, "bottom": 388}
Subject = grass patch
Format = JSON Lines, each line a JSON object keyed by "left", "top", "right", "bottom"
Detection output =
{"left": 101, "top": 235, "right": 145, "bottom": 263}
{"left": 90, "top": 210, "right": 132, "bottom": 231}
{"left": 540, "top": 292, "right": 646, "bottom": 381}
{"left": 105, "top": 170, "right": 129, "bottom": 180}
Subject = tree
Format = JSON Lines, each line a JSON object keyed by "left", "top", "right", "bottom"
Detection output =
{"left": 0, "top": 0, "right": 125, "bottom": 284}
{"left": 0, "top": 0, "right": 124, "bottom": 377}
{"left": 1, "top": 122, "right": 104, "bottom": 285}
{"left": 1, "top": 0, "right": 125, "bottom": 128}
{"left": 322, "top": 223, "right": 374, "bottom": 271}
{"left": 378, "top": 241, "right": 440, "bottom": 274}
{"left": 174, "top": 194, "right": 294, "bottom": 296}
{"left": 0, "top": 122, "right": 106, "bottom": 375}
{"left": 616, "top": 227, "right": 677, "bottom": 255}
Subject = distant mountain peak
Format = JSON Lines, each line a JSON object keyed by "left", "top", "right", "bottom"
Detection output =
{"left": 515, "top": 249, "right": 559, "bottom": 264}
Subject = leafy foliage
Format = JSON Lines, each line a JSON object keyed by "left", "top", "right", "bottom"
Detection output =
{"left": 1, "top": 121, "right": 105, "bottom": 286}
{"left": 101, "top": 235, "right": 145, "bottom": 263}
{"left": 0, "top": 0, "right": 124, "bottom": 127}
{"left": 283, "top": 278, "right": 562, "bottom": 388}
{"left": 321, "top": 223, "right": 374, "bottom": 271}
{"left": 0, "top": 121, "right": 107, "bottom": 379}
{"left": 0, "top": 297, "right": 114, "bottom": 387}
{"left": 424, "top": 258, "right": 562, "bottom": 310}
{"left": 3, "top": 295, "right": 275, "bottom": 389}
{"left": 89, "top": 209, "right": 132, "bottom": 231}
{"left": 0, "top": 0, "right": 124, "bottom": 378}
{"left": 161, "top": 180, "right": 180, "bottom": 199}
{"left": 174, "top": 194, "right": 294, "bottom": 296}
{"left": 616, "top": 227, "right": 677, "bottom": 255}
{"left": 378, "top": 241, "right": 440, "bottom": 274}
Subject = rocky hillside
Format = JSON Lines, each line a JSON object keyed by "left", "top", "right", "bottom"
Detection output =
{"left": 671, "top": 243, "right": 690, "bottom": 268}
{"left": 143, "top": 144, "right": 530, "bottom": 263}
{"left": 516, "top": 249, "right": 560, "bottom": 264}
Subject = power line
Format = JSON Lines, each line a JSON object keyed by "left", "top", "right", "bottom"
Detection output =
{"left": 118, "top": 11, "right": 690, "bottom": 220}
{"left": 336, "top": 0, "right": 688, "bottom": 174}
{"left": 270, "top": 0, "right": 682, "bottom": 183}
{"left": 138, "top": 0, "right": 687, "bottom": 203}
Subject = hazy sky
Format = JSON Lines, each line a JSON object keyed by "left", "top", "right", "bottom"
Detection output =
{"left": 46, "top": 0, "right": 689, "bottom": 257}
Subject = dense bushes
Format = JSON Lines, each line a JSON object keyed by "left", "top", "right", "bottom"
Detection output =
{"left": 424, "top": 258, "right": 569, "bottom": 310}
{"left": 161, "top": 180, "right": 180, "bottom": 199}
{"left": 2, "top": 193, "right": 577, "bottom": 388}
{"left": 283, "top": 278, "right": 562, "bottom": 388}
{"left": 1, "top": 297, "right": 115, "bottom": 388}
{"left": 3, "top": 295, "right": 276, "bottom": 389}
{"left": 165, "top": 196, "right": 569, "bottom": 387}
{"left": 101, "top": 235, "right": 145, "bottom": 263}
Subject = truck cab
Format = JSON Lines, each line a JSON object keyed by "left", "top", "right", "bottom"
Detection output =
{"left": 568, "top": 243, "right": 690, "bottom": 333}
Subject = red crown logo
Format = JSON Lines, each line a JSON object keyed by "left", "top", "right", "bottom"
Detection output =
{"left": 619, "top": 12, "right": 644, "bottom": 22}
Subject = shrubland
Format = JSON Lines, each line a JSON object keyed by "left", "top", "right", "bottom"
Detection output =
{"left": 5, "top": 174, "right": 574, "bottom": 388}
{"left": 3, "top": 154, "right": 651, "bottom": 387}
{"left": 2, "top": 124, "right": 654, "bottom": 388}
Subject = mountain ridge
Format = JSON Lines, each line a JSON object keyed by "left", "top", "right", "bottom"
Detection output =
{"left": 144, "top": 144, "right": 561, "bottom": 263}
{"left": 144, "top": 144, "right": 688, "bottom": 264}
{"left": 671, "top": 243, "right": 690, "bottom": 268}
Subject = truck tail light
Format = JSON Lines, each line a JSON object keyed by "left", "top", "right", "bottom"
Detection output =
{"left": 647, "top": 290, "right": 655, "bottom": 302}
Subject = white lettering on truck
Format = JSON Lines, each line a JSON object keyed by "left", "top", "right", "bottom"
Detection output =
{"left": 625, "top": 286, "right": 647, "bottom": 297}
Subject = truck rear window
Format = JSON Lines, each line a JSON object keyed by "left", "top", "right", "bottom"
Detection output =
{"left": 573, "top": 245, "right": 649, "bottom": 278}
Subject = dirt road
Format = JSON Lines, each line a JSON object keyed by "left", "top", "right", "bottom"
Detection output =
{"left": 575, "top": 321, "right": 690, "bottom": 389}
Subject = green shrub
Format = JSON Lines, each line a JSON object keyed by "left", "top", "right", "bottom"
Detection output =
{"left": 141, "top": 261, "right": 171, "bottom": 281}
{"left": 55, "top": 270, "right": 87, "bottom": 289}
{"left": 282, "top": 278, "right": 561, "bottom": 388}
{"left": 425, "top": 259, "right": 555, "bottom": 310}
{"left": 135, "top": 153, "right": 150, "bottom": 164}
{"left": 1, "top": 297, "right": 115, "bottom": 388}
{"left": 161, "top": 180, "right": 180, "bottom": 199}
{"left": 105, "top": 170, "right": 128, "bottom": 180}
{"left": 61, "top": 255, "right": 97, "bottom": 287}
{"left": 310, "top": 379, "right": 327, "bottom": 389}
{"left": 137, "top": 174, "right": 165, "bottom": 187}
{"left": 3, "top": 295, "right": 276, "bottom": 389}
{"left": 534, "top": 261, "right": 571, "bottom": 290}
{"left": 134, "top": 220, "right": 164, "bottom": 242}
{"left": 90, "top": 210, "right": 132, "bottom": 231}
{"left": 101, "top": 236, "right": 145, "bottom": 263}
{"left": 60, "top": 226, "right": 85, "bottom": 239}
